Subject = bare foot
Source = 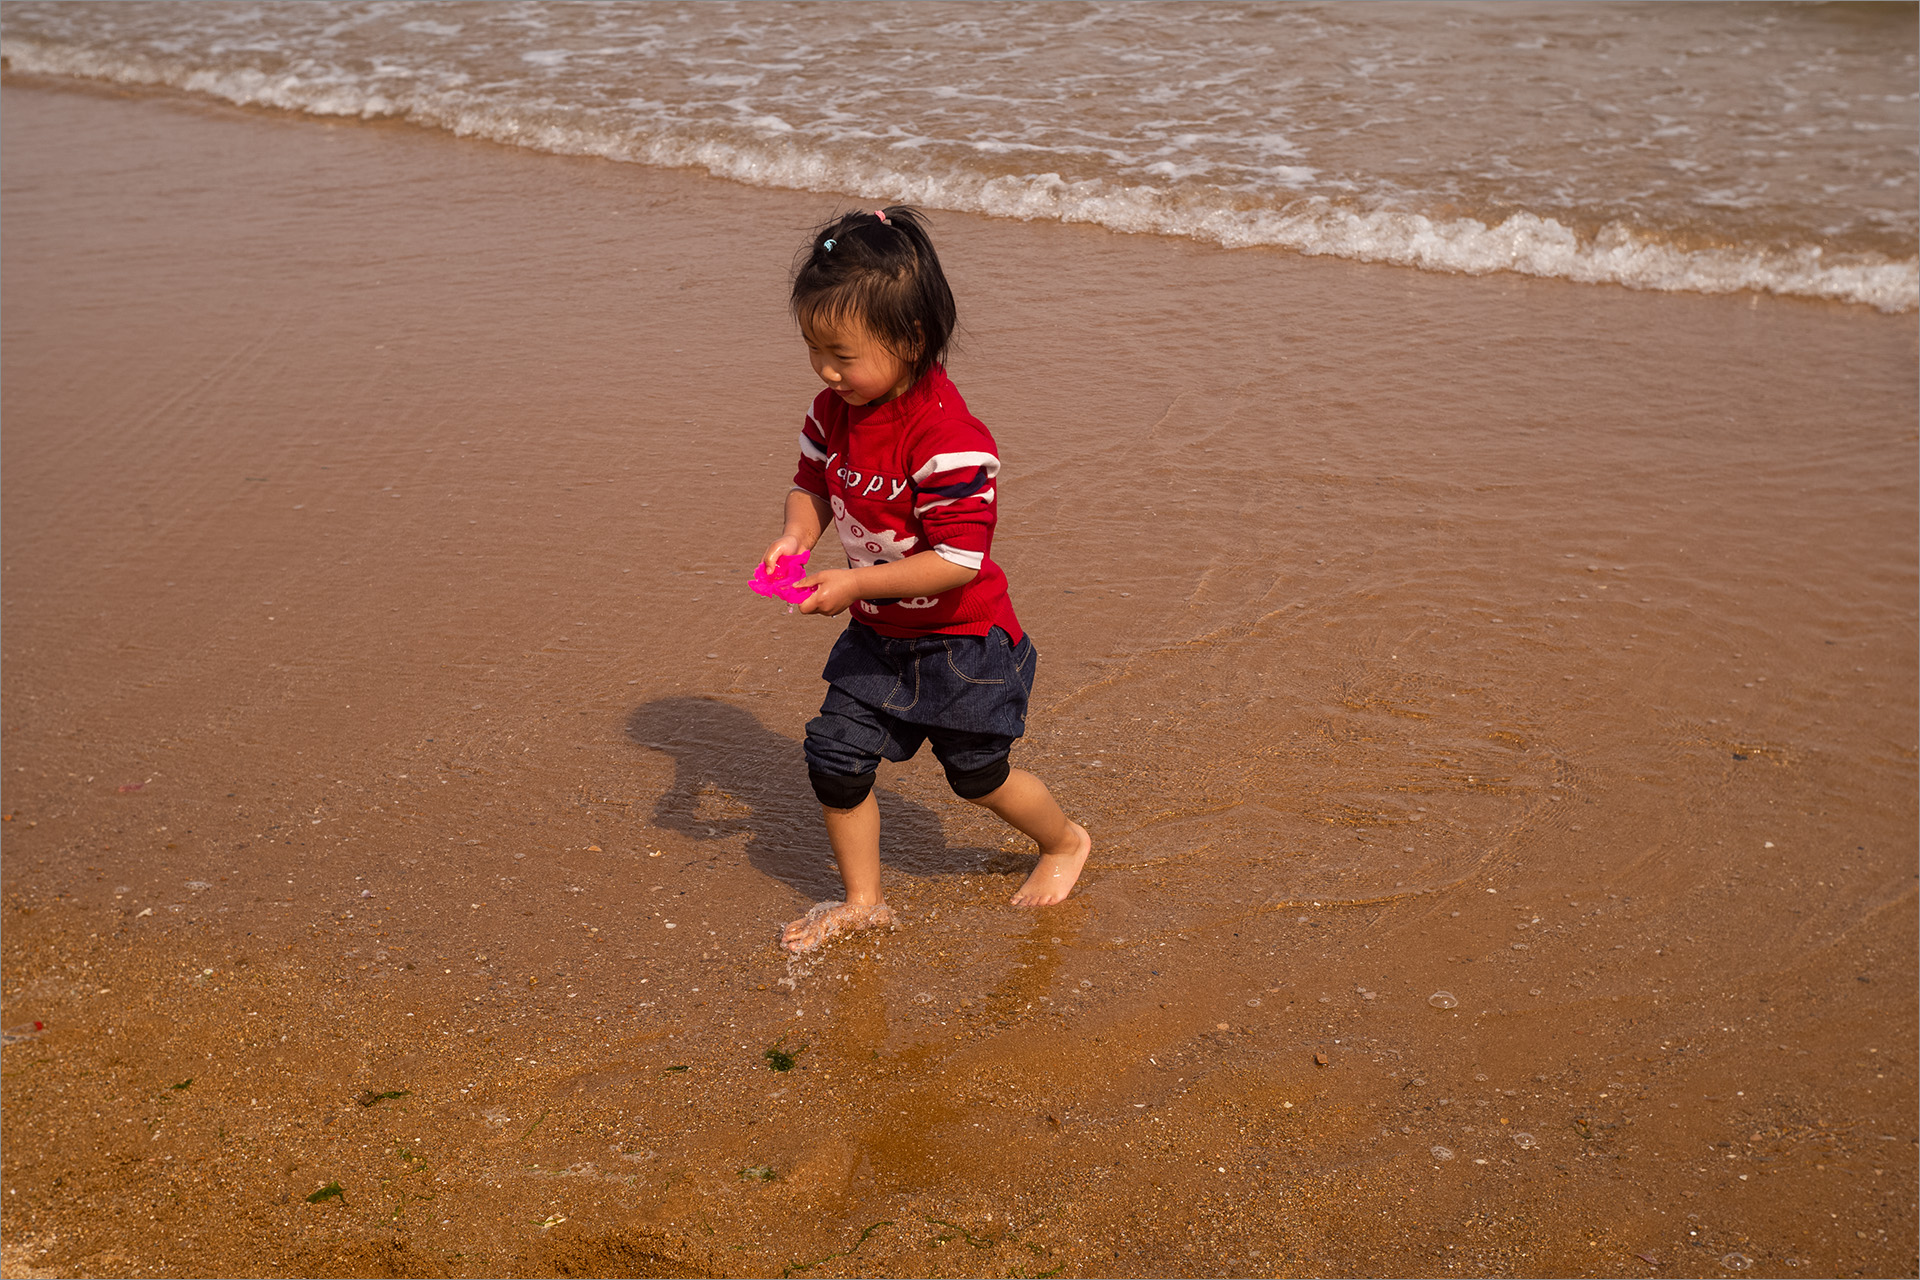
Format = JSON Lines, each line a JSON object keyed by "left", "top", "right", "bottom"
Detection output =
{"left": 1010, "top": 821, "right": 1091, "bottom": 907}
{"left": 780, "top": 899, "right": 894, "bottom": 953}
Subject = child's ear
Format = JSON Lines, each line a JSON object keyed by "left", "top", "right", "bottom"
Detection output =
{"left": 891, "top": 327, "right": 923, "bottom": 369}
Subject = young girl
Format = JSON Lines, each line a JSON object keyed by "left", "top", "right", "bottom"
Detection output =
{"left": 763, "top": 206, "right": 1090, "bottom": 954}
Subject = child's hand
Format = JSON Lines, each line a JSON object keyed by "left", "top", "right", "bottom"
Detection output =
{"left": 763, "top": 534, "right": 806, "bottom": 573}
{"left": 797, "top": 568, "right": 861, "bottom": 616}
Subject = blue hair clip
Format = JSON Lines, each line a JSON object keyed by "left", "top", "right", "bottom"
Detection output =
{"left": 823, "top": 238, "right": 836, "bottom": 252}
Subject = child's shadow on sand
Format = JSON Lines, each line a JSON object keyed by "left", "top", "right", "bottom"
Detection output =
{"left": 625, "top": 696, "right": 993, "bottom": 901}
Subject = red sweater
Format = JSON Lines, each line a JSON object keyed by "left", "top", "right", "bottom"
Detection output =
{"left": 793, "top": 365, "right": 1022, "bottom": 643}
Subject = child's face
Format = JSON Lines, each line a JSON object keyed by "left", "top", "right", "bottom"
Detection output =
{"left": 802, "top": 316, "right": 913, "bottom": 407}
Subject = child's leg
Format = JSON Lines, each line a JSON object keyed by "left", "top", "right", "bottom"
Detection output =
{"left": 785, "top": 688, "right": 916, "bottom": 953}
{"left": 924, "top": 632, "right": 1083, "bottom": 906}
{"left": 970, "top": 767, "right": 1090, "bottom": 907}
{"left": 779, "top": 793, "right": 894, "bottom": 952}
{"left": 822, "top": 794, "right": 883, "bottom": 904}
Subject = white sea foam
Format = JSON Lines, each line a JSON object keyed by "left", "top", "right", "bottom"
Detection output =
{"left": 5, "top": 8, "right": 1914, "bottom": 313}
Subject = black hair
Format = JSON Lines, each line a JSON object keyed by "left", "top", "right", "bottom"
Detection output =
{"left": 790, "top": 205, "right": 956, "bottom": 388}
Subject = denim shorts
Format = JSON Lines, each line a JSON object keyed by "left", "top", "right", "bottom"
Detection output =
{"left": 804, "top": 622, "right": 1037, "bottom": 787}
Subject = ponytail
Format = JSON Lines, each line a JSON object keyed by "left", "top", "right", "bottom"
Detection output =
{"left": 791, "top": 206, "right": 956, "bottom": 386}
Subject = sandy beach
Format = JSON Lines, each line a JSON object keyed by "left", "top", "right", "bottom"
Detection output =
{"left": 2, "top": 76, "right": 1915, "bottom": 1279}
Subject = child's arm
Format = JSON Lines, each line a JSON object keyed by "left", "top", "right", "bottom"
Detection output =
{"left": 763, "top": 488, "right": 832, "bottom": 570}
{"left": 799, "top": 551, "right": 977, "bottom": 617}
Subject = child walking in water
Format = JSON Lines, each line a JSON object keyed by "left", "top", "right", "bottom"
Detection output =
{"left": 764, "top": 206, "right": 1090, "bottom": 954}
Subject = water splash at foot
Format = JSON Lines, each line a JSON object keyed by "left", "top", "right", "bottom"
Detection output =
{"left": 779, "top": 899, "right": 897, "bottom": 956}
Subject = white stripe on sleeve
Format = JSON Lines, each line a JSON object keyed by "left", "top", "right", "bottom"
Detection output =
{"left": 932, "top": 544, "right": 985, "bottom": 571}
{"left": 798, "top": 429, "right": 829, "bottom": 463}
{"left": 910, "top": 451, "right": 1000, "bottom": 484}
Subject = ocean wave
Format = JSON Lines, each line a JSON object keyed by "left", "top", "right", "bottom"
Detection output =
{"left": 5, "top": 33, "right": 1914, "bottom": 313}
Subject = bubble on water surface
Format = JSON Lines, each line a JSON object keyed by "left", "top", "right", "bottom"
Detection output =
{"left": 1512, "top": 1132, "right": 1538, "bottom": 1150}
{"left": 1722, "top": 1254, "right": 1752, "bottom": 1271}
{"left": 1428, "top": 991, "right": 1459, "bottom": 1009}
{"left": 1430, "top": 1145, "right": 1454, "bottom": 1161}
{"left": 914, "top": 992, "right": 933, "bottom": 1004}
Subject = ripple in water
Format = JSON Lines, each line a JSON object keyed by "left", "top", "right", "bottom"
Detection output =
{"left": 1428, "top": 990, "right": 1459, "bottom": 1010}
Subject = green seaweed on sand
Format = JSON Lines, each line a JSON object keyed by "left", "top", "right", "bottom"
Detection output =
{"left": 738, "top": 1165, "right": 777, "bottom": 1182}
{"left": 781, "top": 1220, "right": 894, "bottom": 1277}
{"left": 762, "top": 1034, "right": 806, "bottom": 1072}
{"left": 168, "top": 1078, "right": 193, "bottom": 1090}
{"left": 927, "top": 1217, "right": 994, "bottom": 1249}
{"left": 663, "top": 1064, "right": 690, "bottom": 1073}
{"left": 521, "top": 1107, "right": 550, "bottom": 1141}
{"left": 388, "top": 1188, "right": 433, "bottom": 1220}
{"left": 305, "top": 1181, "right": 346, "bottom": 1205}
{"left": 356, "top": 1088, "right": 410, "bottom": 1107}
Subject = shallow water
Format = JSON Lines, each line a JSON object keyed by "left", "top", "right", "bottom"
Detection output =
{"left": 0, "top": 79, "right": 1914, "bottom": 1278}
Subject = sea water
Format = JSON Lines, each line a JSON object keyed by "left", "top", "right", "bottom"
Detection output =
{"left": 3, "top": 0, "right": 1914, "bottom": 310}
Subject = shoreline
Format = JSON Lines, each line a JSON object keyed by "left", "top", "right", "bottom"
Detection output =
{"left": 1, "top": 64, "right": 1912, "bottom": 317}
{"left": 2, "top": 77, "right": 1915, "bottom": 1279}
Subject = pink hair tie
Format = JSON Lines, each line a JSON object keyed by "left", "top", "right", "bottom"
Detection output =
{"left": 872, "top": 209, "right": 890, "bottom": 224}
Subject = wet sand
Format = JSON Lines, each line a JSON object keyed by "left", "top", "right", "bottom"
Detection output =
{"left": 2, "top": 78, "right": 1915, "bottom": 1279}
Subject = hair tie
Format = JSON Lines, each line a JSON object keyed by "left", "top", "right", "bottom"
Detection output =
{"left": 872, "top": 209, "right": 890, "bottom": 225}
{"left": 823, "top": 238, "right": 836, "bottom": 252}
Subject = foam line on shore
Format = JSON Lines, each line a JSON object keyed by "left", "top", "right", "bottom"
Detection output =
{"left": 4, "top": 35, "right": 1914, "bottom": 313}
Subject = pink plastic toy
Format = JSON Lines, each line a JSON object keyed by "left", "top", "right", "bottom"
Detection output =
{"left": 750, "top": 552, "right": 815, "bottom": 611}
